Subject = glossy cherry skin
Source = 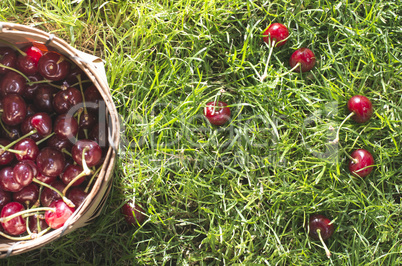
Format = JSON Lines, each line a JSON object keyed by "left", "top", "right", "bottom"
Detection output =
{"left": 71, "top": 139, "right": 102, "bottom": 167}
{"left": 36, "top": 147, "right": 66, "bottom": 177}
{"left": 84, "top": 85, "right": 103, "bottom": 112}
{"left": 53, "top": 87, "right": 83, "bottom": 114}
{"left": 349, "top": 149, "right": 375, "bottom": 178}
{"left": 60, "top": 164, "right": 86, "bottom": 187}
{"left": 13, "top": 183, "right": 39, "bottom": 207}
{"left": 13, "top": 161, "right": 35, "bottom": 187}
{"left": 38, "top": 51, "right": 71, "bottom": 81}
{"left": 0, "top": 167, "right": 24, "bottom": 192}
{"left": 0, "top": 138, "right": 15, "bottom": 165}
{"left": 347, "top": 95, "right": 373, "bottom": 123}
{"left": 0, "top": 202, "right": 26, "bottom": 235}
{"left": 0, "top": 47, "right": 17, "bottom": 74}
{"left": 54, "top": 114, "right": 78, "bottom": 141}
{"left": 46, "top": 134, "right": 73, "bottom": 152}
{"left": 0, "top": 71, "right": 26, "bottom": 97}
{"left": 45, "top": 199, "right": 75, "bottom": 229}
{"left": 13, "top": 138, "right": 39, "bottom": 161}
{"left": 308, "top": 214, "right": 334, "bottom": 241}
{"left": 289, "top": 47, "right": 316, "bottom": 72}
{"left": 16, "top": 46, "right": 43, "bottom": 75}
{"left": 36, "top": 171, "right": 57, "bottom": 185}
{"left": 40, "top": 180, "right": 66, "bottom": 207}
{"left": 23, "top": 73, "right": 43, "bottom": 101}
{"left": 263, "top": 23, "right": 289, "bottom": 47}
{"left": 21, "top": 112, "right": 52, "bottom": 139}
{"left": 1, "top": 94, "right": 27, "bottom": 126}
{"left": 204, "top": 101, "right": 231, "bottom": 126}
{"left": 121, "top": 201, "right": 146, "bottom": 226}
{"left": 67, "top": 187, "right": 88, "bottom": 207}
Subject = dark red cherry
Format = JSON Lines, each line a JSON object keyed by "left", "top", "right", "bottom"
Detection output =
{"left": 46, "top": 134, "right": 73, "bottom": 152}
{"left": 36, "top": 171, "right": 57, "bottom": 185}
{"left": 45, "top": 199, "right": 75, "bottom": 229}
{"left": 348, "top": 149, "right": 375, "bottom": 178}
{"left": 33, "top": 85, "right": 57, "bottom": 113}
{"left": 60, "top": 164, "right": 86, "bottom": 187}
{"left": 36, "top": 147, "right": 65, "bottom": 177}
{"left": 0, "top": 167, "right": 23, "bottom": 192}
{"left": 0, "top": 202, "right": 26, "bottom": 235}
{"left": 347, "top": 95, "right": 373, "bottom": 123}
{"left": 79, "top": 112, "right": 97, "bottom": 130}
{"left": 308, "top": 214, "right": 334, "bottom": 241}
{"left": 121, "top": 201, "right": 146, "bottom": 226}
{"left": 63, "top": 64, "right": 87, "bottom": 87}
{"left": 13, "top": 161, "right": 35, "bottom": 187}
{"left": 0, "top": 124, "right": 21, "bottom": 141}
{"left": 204, "top": 101, "right": 231, "bottom": 126}
{"left": 89, "top": 122, "right": 108, "bottom": 148}
{"left": 40, "top": 180, "right": 66, "bottom": 207}
{"left": 38, "top": 51, "right": 71, "bottom": 81}
{"left": 54, "top": 114, "right": 78, "bottom": 141}
{"left": 0, "top": 138, "right": 15, "bottom": 165}
{"left": 71, "top": 139, "right": 102, "bottom": 167}
{"left": 67, "top": 187, "right": 87, "bottom": 207}
{"left": 13, "top": 138, "right": 39, "bottom": 161}
{"left": 0, "top": 47, "right": 17, "bottom": 74}
{"left": 29, "top": 112, "right": 53, "bottom": 137}
{"left": 29, "top": 214, "right": 49, "bottom": 234}
{"left": 263, "top": 23, "right": 289, "bottom": 47}
{"left": 1, "top": 94, "right": 27, "bottom": 126}
{"left": 53, "top": 87, "right": 83, "bottom": 114}
{"left": 84, "top": 85, "right": 103, "bottom": 111}
{"left": 0, "top": 71, "right": 26, "bottom": 97}
{"left": 13, "top": 183, "right": 39, "bottom": 207}
{"left": 23, "top": 73, "right": 43, "bottom": 101}
{"left": 0, "top": 188, "right": 11, "bottom": 210}
{"left": 289, "top": 47, "right": 316, "bottom": 72}
{"left": 16, "top": 46, "right": 43, "bottom": 75}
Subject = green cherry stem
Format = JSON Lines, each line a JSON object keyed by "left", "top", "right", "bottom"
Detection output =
{"left": 316, "top": 229, "right": 332, "bottom": 259}
{"left": 0, "top": 207, "right": 54, "bottom": 223}
{"left": 84, "top": 166, "right": 102, "bottom": 193}
{"left": 62, "top": 149, "right": 93, "bottom": 195}
{"left": 33, "top": 178, "right": 75, "bottom": 208}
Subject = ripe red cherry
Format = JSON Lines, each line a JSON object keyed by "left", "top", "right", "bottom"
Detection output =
{"left": 1, "top": 94, "right": 27, "bottom": 126}
{"left": 0, "top": 71, "right": 26, "bottom": 97}
{"left": 0, "top": 167, "right": 24, "bottom": 192}
{"left": 67, "top": 187, "right": 88, "bottom": 207}
{"left": 38, "top": 51, "right": 71, "bottom": 81}
{"left": 348, "top": 149, "right": 375, "bottom": 178}
{"left": 0, "top": 202, "right": 26, "bottom": 235}
{"left": 289, "top": 47, "right": 316, "bottom": 72}
{"left": 13, "top": 138, "right": 39, "bottom": 161}
{"left": 121, "top": 201, "right": 146, "bottom": 226}
{"left": 53, "top": 87, "right": 83, "bottom": 114}
{"left": 347, "top": 95, "right": 373, "bottom": 123}
{"left": 308, "top": 214, "right": 334, "bottom": 258}
{"left": 204, "top": 101, "right": 231, "bottom": 126}
{"left": 45, "top": 199, "right": 75, "bottom": 229}
{"left": 71, "top": 139, "right": 102, "bottom": 167}
{"left": 54, "top": 114, "right": 78, "bottom": 141}
{"left": 263, "top": 23, "right": 289, "bottom": 47}
{"left": 16, "top": 46, "right": 43, "bottom": 75}
{"left": 0, "top": 138, "right": 15, "bottom": 165}
{"left": 0, "top": 47, "right": 17, "bottom": 74}
{"left": 36, "top": 147, "right": 66, "bottom": 177}
{"left": 13, "top": 183, "right": 39, "bottom": 207}
{"left": 60, "top": 164, "right": 86, "bottom": 187}
{"left": 29, "top": 214, "right": 49, "bottom": 234}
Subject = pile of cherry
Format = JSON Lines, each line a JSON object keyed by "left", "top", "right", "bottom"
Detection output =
{"left": 201, "top": 23, "right": 376, "bottom": 259}
{"left": 0, "top": 41, "right": 106, "bottom": 240}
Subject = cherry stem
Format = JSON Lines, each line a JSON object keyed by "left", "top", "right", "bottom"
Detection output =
{"left": 33, "top": 178, "right": 75, "bottom": 208}
{"left": 0, "top": 130, "right": 37, "bottom": 155}
{"left": 84, "top": 166, "right": 102, "bottom": 193}
{"left": 0, "top": 147, "right": 25, "bottom": 155}
{"left": 0, "top": 63, "right": 31, "bottom": 82}
{"left": 260, "top": 40, "right": 276, "bottom": 82}
{"left": 0, "top": 207, "right": 54, "bottom": 223}
{"left": 62, "top": 168, "right": 93, "bottom": 196}
{"left": 0, "top": 39, "right": 27, "bottom": 56}
{"left": 316, "top": 229, "right": 332, "bottom": 259}
{"left": 62, "top": 148, "right": 72, "bottom": 157}
{"left": 70, "top": 79, "right": 92, "bottom": 88}
{"left": 0, "top": 119, "right": 12, "bottom": 137}
{"left": 35, "top": 132, "right": 55, "bottom": 146}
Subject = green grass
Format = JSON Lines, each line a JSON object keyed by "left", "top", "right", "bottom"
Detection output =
{"left": 1, "top": 0, "right": 402, "bottom": 264}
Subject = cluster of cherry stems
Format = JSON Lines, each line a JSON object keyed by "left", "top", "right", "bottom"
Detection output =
{"left": 0, "top": 40, "right": 106, "bottom": 241}
{"left": 202, "top": 23, "right": 375, "bottom": 259}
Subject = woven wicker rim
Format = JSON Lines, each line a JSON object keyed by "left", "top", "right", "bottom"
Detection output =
{"left": 0, "top": 22, "right": 120, "bottom": 257}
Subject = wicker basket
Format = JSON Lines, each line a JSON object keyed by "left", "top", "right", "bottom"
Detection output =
{"left": 0, "top": 22, "right": 120, "bottom": 257}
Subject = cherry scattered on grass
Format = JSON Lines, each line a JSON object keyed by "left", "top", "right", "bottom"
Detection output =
{"left": 289, "top": 47, "right": 316, "bottom": 73}
{"left": 121, "top": 201, "right": 146, "bottom": 227}
{"left": 308, "top": 214, "right": 335, "bottom": 258}
{"left": 348, "top": 149, "right": 375, "bottom": 178}
{"left": 260, "top": 23, "right": 289, "bottom": 82}
{"left": 204, "top": 101, "right": 231, "bottom": 126}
